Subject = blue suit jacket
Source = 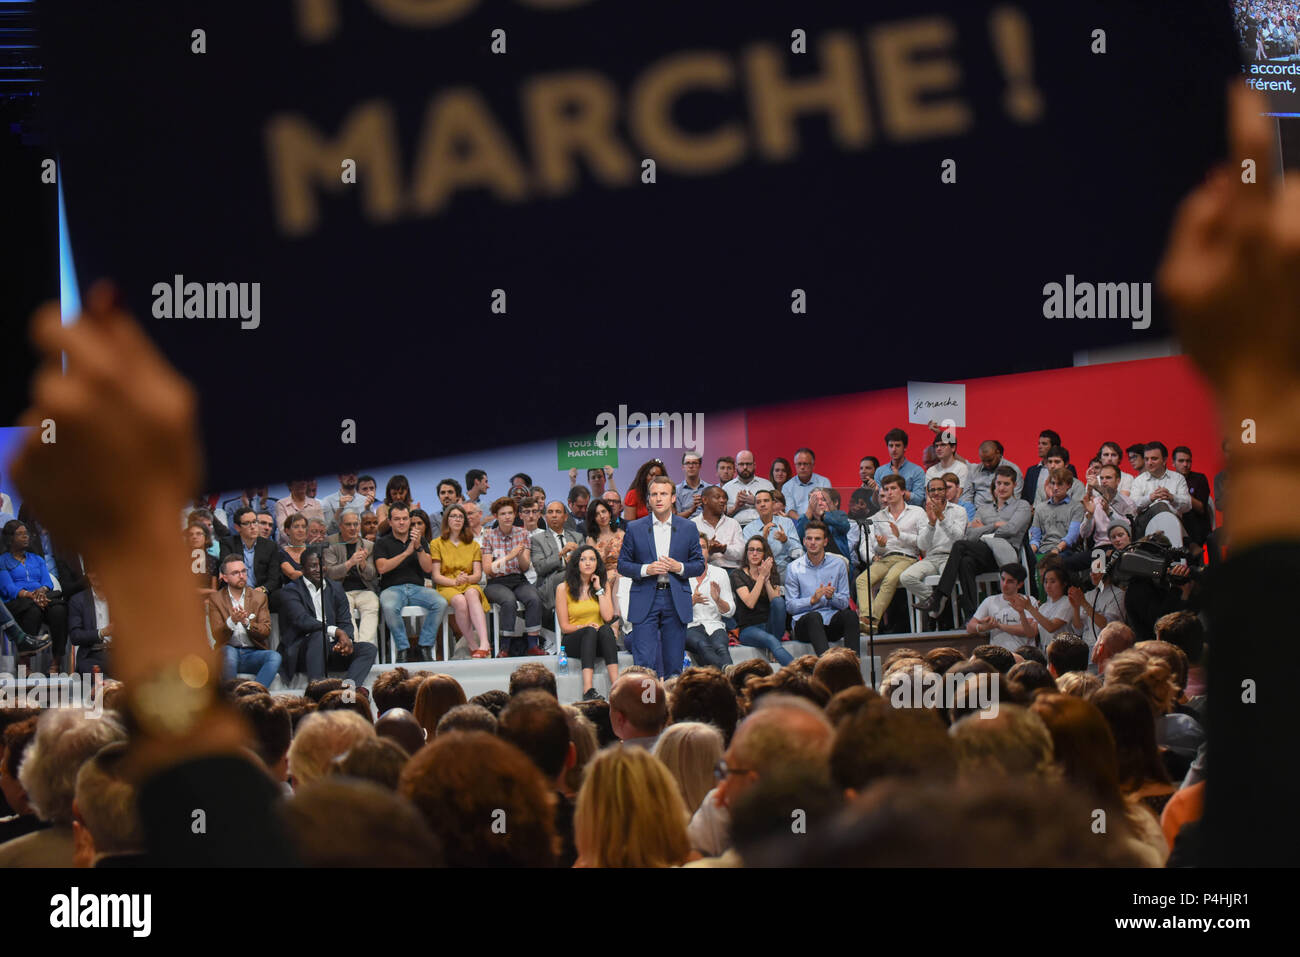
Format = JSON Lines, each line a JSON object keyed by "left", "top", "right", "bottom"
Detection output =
{"left": 617, "top": 515, "right": 705, "bottom": 624}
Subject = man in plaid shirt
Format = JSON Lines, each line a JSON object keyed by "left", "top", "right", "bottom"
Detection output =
{"left": 482, "top": 497, "right": 544, "bottom": 657}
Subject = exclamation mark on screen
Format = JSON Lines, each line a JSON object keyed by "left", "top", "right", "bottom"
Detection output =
{"left": 990, "top": 6, "right": 1045, "bottom": 123}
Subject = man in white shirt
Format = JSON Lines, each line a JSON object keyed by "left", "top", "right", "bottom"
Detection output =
{"left": 856, "top": 475, "right": 927, "bottom": 635}
{"left": 693, "top": 486, "right": 745, "bottom": 570}
{"left": 966, "top": 563, "right": 1039, "bottom": 652}
{"left": 684, "top": 533, "right": 735, "bottom": 668}
{"left": 742, "top": 489, "right": 804, "bottom": 572}
{"left": 280, "top": 549, "right": 377, "bottom": 685}
{"left": 724, "top": 450, "right": 773, "bottom": 527}
{"left": 902, "top": 476, "right": 968, "bottom": 613}
{"left": 781, "top": 447, "right": 831, "bottom": 520}
{"left": 1129, "top": 442, "right": 1191, "bottom": 547}
{"left": 925, "top": 436, "right": 969, "bottom": 494}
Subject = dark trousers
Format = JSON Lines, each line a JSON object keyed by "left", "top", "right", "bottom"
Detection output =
{"left": 936, "top": 539, "right": 998, "bottom": 616}
{"left": 485, "top": 573, "right": 542, "bottom": 654}
{"left": 684, "top": 625, "right": 730, "bottom": 668}
{"left": 5, "top": 597, "right": 68, "bottom": 657}
{"left": 628, "top": 587, "right": 688, "bottom": 677}
{"left": 794, "top": 608, "right": 860, "bottom": 656}
{"left": 283, "top": 633, "right": 377, "bottom": 687}
{"left": 563, "top": 624, "right": 619, "bottom": 671}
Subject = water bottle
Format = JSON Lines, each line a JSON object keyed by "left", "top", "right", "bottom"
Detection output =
{"left": 557, "top": 646, "right": 569, "bottom": 675}
{"left": 682, "top": 652, "right": 692, "bottom": 672}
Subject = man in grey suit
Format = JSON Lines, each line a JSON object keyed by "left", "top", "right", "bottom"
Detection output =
{"left": 322, "top": 510, "right": 380, "bottom": 646}
{"left": 532, "top": 500, "right": 584, "bottom": 615}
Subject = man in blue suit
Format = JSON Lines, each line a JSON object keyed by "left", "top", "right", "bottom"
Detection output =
{"left": 617, "top": 474, "right": 706, "bottom": 678}
{"left": 278, "top": 547, "right": 376, "bottom": 687}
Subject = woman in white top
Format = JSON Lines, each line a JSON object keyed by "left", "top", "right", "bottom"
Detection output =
{"left": 1016, "top": 564, "right": 1073, "bottom": 647}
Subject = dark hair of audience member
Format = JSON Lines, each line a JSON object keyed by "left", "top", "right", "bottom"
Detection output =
{"left": 725, "top": 658, "right": 773, "bottom": 702}
{"left": 2, "top": 717, "right": 38, "bottom": 779}
{"left": 383, "top": 474, "right": 411, "bottom": 506}
{"left": 469, "top": 689, "right": 511, "bottom": 719}
{"left": 1047, "top": 635, "right": 1090, "bottom": 676}
{"left": 509, "top": 662, "right": 558, "bottom": 699}
{"left": 277, "top": 694, "right": 318, "bottom": 732}
{"left": 304, "top": 678, "right": 345, "bottom": 703}
{"left": 373, "top": 667, "right": 419, "bottom": 713}
{"left": 218, "top": 678, "right": 245, "bottom": 700}
{"left": 1028, "top": 693, "right": 1127, "bottom": 821}
{"left": 630, "top": 458, "right": 667, "bottom": 505}
{"left": 745, "top": 669, "right": 830, "bottom": 713}
{"left": 972, "top": 644, "right": 1016, "bottom": 674}
{"left": 234, "top": 694, "right": 292, "bottom": 771}
{"left": 923, "top": 647, "right": 965, "bottom": 677}
{"left": 572, "top": 699, "right": 616, "bottom": 748}
{"left": 413, "top": 674, "right": 468, "bottom": 738}
{"left": 1015, "top": 645, "right": 1048, "bottom": 667}
{"left": 730, "top": 764, "right": 845, "bottom": 866}
{"left": 882, "top": 648, "right": 922, "bottom": 671}
{"left": 824, "top": 685, "right": 880, "bottom": 727}
{"left": 233, "top": 680, "right": 268, "bottom": 698}
{"left": 668, "top": 667, "right": 740, "bottom": 746}
{"left": 281, "top": 778, "right": 443, "bottom": 868}
{"left": 830, "top": 698, "right": 956, "bottom": 794}
{"left": 374, "top": 709, "right": 426, "bottom": 755}
{"left": 436, "top": 703, "right": 498, "bottom": 737}
{"left": 812, "top": 649, "right": 865, "bottom": 696}
{"left": 1091, "top": 684, "right": 1171, "bottom": 792}
{"left": 788, "top": 654, "right": 819, "bottom": 677}
{"left": 1153, "top": 610, "right": 1205, "bottom": 666}
{"left": 498, "top": 690, "right": 572, "bottom": 781}
{"left": 1007, "top": 660, "right": 1057, "bottom": 697}
{"left": 399, "top": 731, "right": 557, "bottom": 868}
{"left": 560, "top": 706, "right": 599, "bottom": 796}
{"left": 318, "top": 689, "right": 374, "bottom": 723}
{"left": 330, "top": 737, "right": 410, "bottom": 791}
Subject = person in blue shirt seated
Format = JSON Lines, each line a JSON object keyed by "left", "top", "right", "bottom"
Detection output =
{"left": 0, "top": 520, "right": 64, "bottom": 665}
{"left": 742, "top": 489, "right": 803, "bottom": 573}
{"left": 880, "top": 428, "right": 928, "bottom": 506}
{"left": 783, "top": 521, "right": 858, "bottom": 657}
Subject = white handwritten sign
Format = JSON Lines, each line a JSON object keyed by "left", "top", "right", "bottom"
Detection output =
{"left": 907, "top": 381, "right": 966, "bottom": 428}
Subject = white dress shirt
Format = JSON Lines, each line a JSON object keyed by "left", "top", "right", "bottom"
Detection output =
{"left": 92, "top": 589, "right": 111, "bottom": 643}
{"left": 723, "top": 476, "right": 774, "bottom": 526}
{"left": 225, "top": 586, "right": 252, "bottom": 647}
{"left": 866, "top": 504, "right": 928, "bottom": 560}
{"left": 916, "top": 502, "right": 968, "bottom": 559}
{"left": 301, "top": 579, "right": 339, "bottom": 637}
{"left": 693, "top": 513, "right": 744, "bottom": 568}
{"left": 926, "top": 459, "right": 970, "bottom": 492}
{"left": 689, "top": 565, "right": 734, "bottom": 635}
{"left": 1129, "top": 469, "right": 1191, "bottom": 513}
{"left": 643, "top": 516, "right": 674, "bottom": 582}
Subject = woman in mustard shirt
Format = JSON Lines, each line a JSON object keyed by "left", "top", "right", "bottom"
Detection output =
{"left": 557, "top": 545, "right": 619, "bottom": 700}
{"left": 431, "top": 505, "right": 491, "bottom": 658}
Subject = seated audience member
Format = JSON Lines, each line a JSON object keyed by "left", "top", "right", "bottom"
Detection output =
{"left": 799, "top": 488, "right": 851, "bottom": 559}
{"left": 322, "top": 472, "right": 373, "bottom": 535}
{"left": 274, "top": 480, "right": 324, "bottom": 546}
{"left": 824, "top": 685, "right": 879, "bottom": 727}
{"left": 498, "top": 690, "right": 579, "bottom": 866}
{"left": 949, "top": 704, "right": 1056, "bottom": 782}
{"left": 482, "top": 497, "right": 544, "bottom": 657}
{"left": 1, "top": 519, "right": 67, "bottom": 665}
{"left": 222, "top": 487, "right": 274, "bottom": 522}
{"left": 306, "top": 517, "right": 328, "bottom": 544}
{"left": 684, "top": 533, "right": 734, "bottom": 669}
{"left": 963, "top": 440, "right": 1024, "bottom": 508}
{"left": 1092, "top": 621, "right": 1136, "bottom": 675}
{"left": 675, "top": 451, "right": 711, "bottom": 519}
{"left": 533, "top": 501, "right": 584, "bottom": 617}
{"left": 726, "top": 657, "right": 773, "bottom": 701}
{"left": 509, "top": 662, "right": 558, "bottom": 698}
{"left": 1031, "top": 446, "right": 1085, "bottom": 506}
{"left": 557, "top": 544, "right": 621, "bottom": 700}
{"left": 0, "top": 709, "right": 126, "bottom": 867}
{"left": 281, "top": 778, "right": 441, "bottom": 868}
{"left": 1016, "top": 562, "right": 1074, "bottom": 647}
{"left": 1095, "top": 441, "right": 1136, "bottom": 497}
{"left": 1129, "top": 442, "right": 1192, "bottom": 547}
{"left": 924, "top": 646, "right": 966, "bottom": 677}
{"left": 830, "top": 698, "right": 956, "bottom": 798}
{"left": 901, "top": 476, "right": 967, "bottom": 616}
{"left": 209, "top": 554, "right": 280, "bottom": 688}
{"left": 328, "top": 738, "right": 413, "bottom": 792}
{"left": 812, "top": 647, "right": 866, "bottom": 696}
{"left": 1046, "top": 633, "right": 1091, "bottom": 677}
{"left": 0, "top": 718, "right": 41, "bottom": 844}
{"left": 317, "top": 687, "right": 374, "bottom": 723}
{"left": 945, "top": 472, "right": 977, "bottom": 521}
{"left": 602, "top": 489, "right": 628, "bottom": 532}
{"left": 186, "top": 522, "right": 220, "bottom": 600}
{"left": 1105, "top": 647, "right": 1205, "bottom": 779}
{"left": 518, "top": 499, "right": 543, "bottom": 542}
{"left": 724, "top": 450, "right": 773, "bottom": 527}
{"left": 561, "top": 705, "right": 599, "bottom": 789}
{"left": 654, "top": 722, "right": 726, "bottom": 821}
{"left": 1029, "top": 693, "right": 1169, "bottom": 865}
{"left": 572, "top": 698, "right": 616, "bottom": 748}
{"left": 375, "top": 708, "right": 428, "bottom": 754}
{"left": 221, "top": 506, "right": 282, "bottom": 605}
{"left": 432, "top": 478, "right": 462, "bottom": 525}
{"left": 624, "top": 459, "right": 668, "bottom": 521}
{"left": 880, "top": 428, "right": 927, "bottom": 506}
{"left": 71, "top": 742, "right": 147, "bottom": 867}
{"left": 401, "top": 731, "right": 556, "bottom": 867}
{"left": 1080, "top": 464, "right": 1138, "bottom": 554}
{"left": 1057, "top": 670, "right": 1102, "bottom": 699}
{"left": 257, "top": 509, "right": 277, "bottom": 541}
{"left": 769, "top": 457, "right": 793, "bottom": 492}
{"left": 1092, "top": 683, "right": 1177, "bottom": 819}
{"left": 966, "top": 563, "right": 1039, "bottom": 651}
{"left": 934, "top": 466, "right": 1031, "bottom": 620}
{"left": 185, "top": 507, "right": 227, "bottom": 557}
{"left": 429, "top": 504, "right": 491, "bottom": 658}
{"left": 464, "top": 469, "right": 490, "bottom": 510}
{"left": 694, "top": 486, "right": 745, "bottom": 569}
{"left": 1171, "top": 446, "right": 1213, "bottom": 545}
{"left": 688, "top": 696, "right": 834, "bottom": 861}
{"left": 565, "top": 485, "right": 591, "bottom": 537}
{"left": 413, "top": 674, "right": 468, "bottom": 740}
{"left": 742, "top": 489, "right": 803, "bottom": 574}
{"left": 731, "top": 536, "right": 794, "bottom": 667}
{"left": 1029, "top": 469, "right": 1085, "bottom": 582}
{"left": 668, "top": 667, "right": 741, "bottom": 745}
{"left": 786, "top": 522, "right": 858, "bottom": 656}
{"left": 67, "top": 569, "right": 115, "bottom": 677}
{"left": 926, "top": 435, "right": 969, "bottom": 495}
{"left": 855, "top": 455, "right": 882, "bottom": 515}
{"left": 855, "top": 475, "right": 925, "bottom": 635}
{"left": 1153, "top": 610, "right": 1206, "bottom": 699}
{"left": 585, "top": 498, "right": 624, "bottom": 592}
{"left": 1006, "top": 660, "right": 1057, "bottom": 696}
{"left": 436, "top": 703, "right": 498, "bottom": 737}
{"left": 781, "top": 448, "right": 831, "bottom": 521}
{"left": 575, "top": 746, "right": 693, "bottom": 868}
{"left": 322, "top": 510, "right": 380, "bottom": 648}
{"left": 1067, "top": 557, "right": 1128, "bottom": 645}
{"left": 608, "top": 673, "right": 669, "bottom": 749}
{"left": 277, "top": 513, "right": 310, "bottom": 587}
{"left": 711, "top": 456, "right": 734, "bottom": 489}
{"left": 234, "top": 693, "right": 292, "bottom": 784}
{"left": 371, "top": 667, "right": 421, "bottom": 714}
{"left": 287, "top": 710, "right": 375, "bottom": 790}
{"left": 278, "top": 548, "right": 378, "bottom": 686}
{"left": 1023, "top": 430, "right": 1062, "bottom": 502}
{"left": 374, "top": 503, "right": 447, "bottom": 663}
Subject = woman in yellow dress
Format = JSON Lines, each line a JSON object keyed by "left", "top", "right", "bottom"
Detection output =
{"left": 557, "top": 545, "right": 620, "bottom": 700}
{"left": 431, "top": 504, "right": 491, "bottom": 658}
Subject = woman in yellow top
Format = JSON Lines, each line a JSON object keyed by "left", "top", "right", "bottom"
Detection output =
{"left": 557, "top": 545, "right": 619, "bottom": 700}
{"left": 431, "top": 505, "right": 491, "bottom": 658}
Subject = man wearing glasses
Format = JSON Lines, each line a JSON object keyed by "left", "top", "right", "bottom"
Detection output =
{"left": 220, "top": 505, "right": 282, "bottom": 604}
{"left": 902, "top": 478, "right": 968, "bottom": 619}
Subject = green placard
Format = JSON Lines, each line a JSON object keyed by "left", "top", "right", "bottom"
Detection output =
{"left": 558, "top": 434, "right": 619, "bottom": 470}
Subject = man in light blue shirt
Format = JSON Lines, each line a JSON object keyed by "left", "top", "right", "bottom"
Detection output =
{"left": 742, "top": 489, "right": 804, "bottom": 572}
{"left": 784, "top": 521, "right": 859, "bottom": 656}
{"left": 781, "top": 447, "right": 831, "bottom": 520}
{"left": 675, "top": 451, "right": 713, "bottom": 520}
{"left": 881, "top": 428, "right": 927, "bottom": 506}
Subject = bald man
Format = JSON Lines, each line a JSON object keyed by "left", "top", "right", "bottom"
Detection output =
{"left": 724, "top": 450, "right": 775, "bottom": 527}
{"left": 1092, "top": 621, "right": 1135, "bottom": 676}
{"left": 687, "top": 695, "right": 834, "bottom": 860}
{"left": 375, "top": 708, "right": 426, "bottom": 755}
